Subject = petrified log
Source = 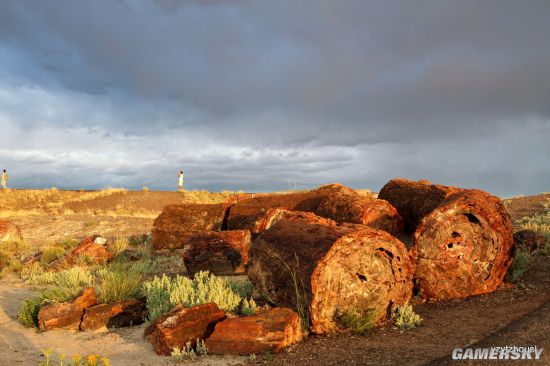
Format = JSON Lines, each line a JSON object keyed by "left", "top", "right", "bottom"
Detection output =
{"left": 182, "top": 230, "right": 251, "bottom": 275}
{"left": 315, "top": 185, "right": 403, "bottom": 234}
{"left": 152, "top": 203, "right": 230, "bottom": 249}
{"left": 38, "top": 287, "right": 97, "bottom": 331}
{"left": 206, "top": 308, "right": 303, "bottom": 355}
{"left": 378, "top": 178, "right": 462, "bottom": 232}
{"left": 63, "top": 236, "right": 113, "bottom": 265}
{"left": 81, "top": 298, "right": 147, "bottom": 331}
{"left": 144, "top": 303, "right": 226, "bottom": 356}
{"left": 225, "top": 191, "right": 322, "bottom": 233}
{"left": 0, "top": 219, "right": 23, "bottom": 243}
{"left": 227, "top": 183, "right": 402, "bottom": 234}
{"left": 247, "top": 210, "right": 413, "bottom": 334}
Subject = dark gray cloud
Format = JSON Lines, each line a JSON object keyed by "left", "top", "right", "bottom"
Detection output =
{"left": 0, "top": 0, "right": 549, "bottom": 195}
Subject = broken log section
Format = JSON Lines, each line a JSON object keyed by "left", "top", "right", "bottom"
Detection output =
{"left": 247, "top": 210, "right": 413, "bottom": 334}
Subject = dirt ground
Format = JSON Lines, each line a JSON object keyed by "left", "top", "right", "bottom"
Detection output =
{"left": 0, "top": 189, "right": 549, "bottom": 365}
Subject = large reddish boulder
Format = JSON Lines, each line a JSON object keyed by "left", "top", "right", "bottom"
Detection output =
{"left": 0, "top": 219, "right": 23, "bottom": 243}
{"left": 64, "top": 236, "right": 113, "bottom": 265}
{"left": 38, "top": 287, "right": 97, "bottom": 331}
{"left": 183, "top": 230, "right": 252, "bottom": 275}
{"left": 81, "top": 298, "right": 147, "bottom": 331}
{"left": 206, "top": 308, "right": 303, "bottom": 355}
{"left": 152, "top": 204, "right": 230, "bottom": 250}
{"left": 514, "top": 230, "right": 547, "bottom": 254}
{"left": 144, "top": 303, "right": 226, "bottom": 356}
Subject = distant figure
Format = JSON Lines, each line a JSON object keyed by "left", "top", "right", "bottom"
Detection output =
{"left": 178, "top": 171, "right": 184, "bottom": 192}
{"left": 1, "top": 169, "right": 7, "bottom": 189}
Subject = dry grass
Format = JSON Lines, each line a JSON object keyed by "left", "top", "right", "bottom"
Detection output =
{"left": 180, "top": 190, "right": 242, "bottom": 204}
{"left": 0, "top": 188, "right": 128, "bottom": 216}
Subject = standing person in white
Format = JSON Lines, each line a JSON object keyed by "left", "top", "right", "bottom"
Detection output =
{"left": 178, "top": 171, "right": 184, "bottom": 192}
{"left": 1, "top": 169, "right": 7, "bottom": 189}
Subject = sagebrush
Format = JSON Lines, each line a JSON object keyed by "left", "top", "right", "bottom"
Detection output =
{"left": 391, "top": 304, "right": 423, "bottom": 330}
{"left": 142, "top": 271, "right": 244, "bottom": 320}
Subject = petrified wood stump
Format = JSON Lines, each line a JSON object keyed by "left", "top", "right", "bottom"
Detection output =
{"left": 144, "top": 303, "right": 226, "bottom": 356}
{"left": 379, "top": 178, "right": 514, "bottom": 299}
{"left": 152, "top": 203, "right": 230, "bottom": 249}
{"left": 206, "top": 307, "right": 303, "bottom": 355}
{"left": 247, "top": 210, "right": 413, "bottom": 334}
{"left": 38, "top": 287, "right": 97, "bottom": 331}
{"left": 315, "top": 184, "right": 403, "bottom": 234}
{"left": 182, "top": 230, "right": 252, "bottom": 275}
{"left": 378, "top": 178, "right": 462, "bottom": 232}
{"left": 81, "top": 298, "right": 146, "bottom": 331}
{"left": 412, "top": 189, "right": 514, "bottom": 299}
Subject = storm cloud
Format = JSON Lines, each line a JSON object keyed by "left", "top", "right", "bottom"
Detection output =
{"left": 0, "top": 0, "right": 549, "bottom": 195}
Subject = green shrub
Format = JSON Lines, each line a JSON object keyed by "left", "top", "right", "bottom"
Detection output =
{"left": 142, "top": 271, "right": 243, "bottom": 320}
{"left": 40, "top": 245, "right": 66, "bottom": 265}
{"left": 18, "top": 298, "right": 41, "bottom": 328}
{"left": 230, "top": 279, "right": 255, "bottom": 298}
{"left": 515, "top": 212, "right": 550, "bottom": 233}
{"left": 94, "top": 261, "right": 149, "bottom": 303}
{"left": 21, "top": 263, "right": 54, "bottom": 285}
{"left": 40, "top": 267, "right": 93, "bottom": 304}
{"left": 391, "top": 304, "right": 423, "bottom": 330}
{"left": 171, "top": 339, "right": 208, "bottom": 361}
{"left": 337, "top": 309, "right": 377, "bottom": 334}
{"left": 240, "top": 298, "right": 257, "bottom": 316}
{"left": 507, "top": 248, "right": 533, "bottom": 282}
{"left": 109, "top": 237, "right": 129, "bottom": 257}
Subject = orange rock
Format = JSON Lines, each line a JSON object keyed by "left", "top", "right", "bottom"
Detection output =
{"left": 152, "top": 204, "right": 230, "bottom": 250}
{"left": 81, "top": 298, "right": 146, "bottom": 331}
{"left": 183, "top": 230, "right": 251, "bottom": 275}
{"left": 38, "top": 288, "right": 97, "bottom": 331}
{"left": 144, "top": 303, "right": 226, "bottom": 356}
{"left": 206, "top": 308, "right": 303, "bottom": 355}
{"left": 64, "top": 236, "right": 113, "bottom": 265}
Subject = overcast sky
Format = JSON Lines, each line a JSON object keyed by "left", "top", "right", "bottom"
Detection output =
{"left": 1, "top": 0, "right": 549, "bottom": 195}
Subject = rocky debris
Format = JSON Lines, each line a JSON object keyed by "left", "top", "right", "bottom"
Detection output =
{"left": 144, "top": 303, "right": 226, "bottom": 356}
{"left": 182, "top": 230, "right": 251, "bottom": 275}
{"left": 38, "top": 287, "right": 97, "bottom": 331}
{"left": 152, "top": 203, "right": 230, "bottom": 249}
{"left": 380, "top": 178, "right": 514, "bottom": 300}
{"left": 63, "top": 235, "right": 113, "bottom": 265}
{"left": 247, "top": 210, "right": 413, "bottom": 334}
{"left": 514, "top": 230, "right": 547, "bottom": 254}
{"left": 0, "top": 219, "right": 23, "bottom": 244}
{"left": 81, "top": 298, "right": 147, "bottom": 331}
{"left": 206, "top": 308, "right": 303, "bottom": 355}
